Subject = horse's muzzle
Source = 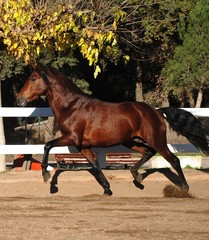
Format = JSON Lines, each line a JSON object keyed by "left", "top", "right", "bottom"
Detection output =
{"left": 16, "top": 95, "right": 28, "bottom": 107}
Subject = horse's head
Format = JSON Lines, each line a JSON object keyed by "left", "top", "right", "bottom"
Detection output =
{"left": 17, "top": 63, "right": 48, "bottom": 107}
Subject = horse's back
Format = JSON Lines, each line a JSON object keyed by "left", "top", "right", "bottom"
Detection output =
{"left": 81, "top": 99, "right": 164, "bottom": 131}
{"left": 127, "top": 101, "right": 166, "bottom": 130}
{"left": 124, "top": 101, "right": 164, "bottom": 124}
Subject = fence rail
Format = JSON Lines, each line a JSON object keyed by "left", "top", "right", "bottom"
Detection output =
{"left": 0, "top": 107, "right": 208, "bottom": 171}
{"left": 1, "top": 107, "right": 209, "bottom": 117}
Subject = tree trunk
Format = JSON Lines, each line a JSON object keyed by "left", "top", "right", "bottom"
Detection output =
{"left": 188, "top": 92, "right": 195, "bottom": 107}
{"left": 161, "top": 98, "right": 169, "bottom": 107}
{"left": 135, "top": 81, "right": 143, "bottom": 102}
{"left": 195, "top": 88, "right": 203, "bottom": 108}
{"left": 0, "top": 80, "right": 6, "bottom": 172}
{"left": 135, "top": 63, "right": 143, "bottom": 102}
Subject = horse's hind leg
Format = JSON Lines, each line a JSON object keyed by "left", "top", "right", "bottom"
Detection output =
{"left": 80, "top": 148, "right": 113, "bottom": 196}
{"left": 160, "top": 149, "right": 189, "bottom": 191}
{"left": 123, "top": 143, "right": 156, "bottom": 188}
{"left": 131, "top": 152, "right": 155, "bottom": 190}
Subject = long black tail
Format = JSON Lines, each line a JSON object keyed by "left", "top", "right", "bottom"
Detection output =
{"left": 158, "top": 107, "right": 209, "bottom": 155}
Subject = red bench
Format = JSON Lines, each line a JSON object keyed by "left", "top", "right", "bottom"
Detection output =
{"left": 55, "top": 153, "right": 139, "bottom": 169}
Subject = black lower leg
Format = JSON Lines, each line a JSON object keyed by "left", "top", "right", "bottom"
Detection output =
{"left": 172, "top": 156, "right": 189, "bottom": 191}
{"left": 50, "top": 169, "right": 64, "bottom": 194}
{"left": 42, "top": 143, "right": 53, "bottom": 182}
{"left": 89, "top": 167, "right": 112, "bottom": 196}
{"left": 130, "top": 152, "right": 155, "bottom": 183}
{"left": 81, "top": 148, "right": 112, "bottom": 195}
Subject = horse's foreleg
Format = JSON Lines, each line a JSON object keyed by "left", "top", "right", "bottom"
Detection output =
{"left": 42, "top": 140, "right": 57, "bottom": 182}
{"left": 42, "top": 136, "right": 71, "bottom": 183}
{"left": 80, "top": 148, "right": 112, "bottom": 196}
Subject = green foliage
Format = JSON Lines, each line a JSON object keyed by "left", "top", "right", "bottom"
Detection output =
{"left": 120, "top": 0, "right": 198, "bottom": 61}
{"left": 36, "top": 48, "right": 78, "bottom": 69}
{"left": 73, "top": 79, "right": 91, "bottom": 95}
{"left": 139, "top": 0, "right": 197, "bottom": 43}
{"left": 0, "top": 50, "right": 27, "bottom": 81}
{"left": 0, "top": 46, "right": 90, "bottom": 94}
{"left": 162, "top": 0, "right": 209, "bottom": 100}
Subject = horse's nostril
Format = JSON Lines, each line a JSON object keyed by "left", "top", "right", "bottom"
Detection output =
{"left": 17, "top": 96, "right": 27, "bottom": 107}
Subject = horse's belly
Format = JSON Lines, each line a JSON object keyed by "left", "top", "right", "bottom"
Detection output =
{"left": 83, "top": 124, "right": 133, "bottom": 147}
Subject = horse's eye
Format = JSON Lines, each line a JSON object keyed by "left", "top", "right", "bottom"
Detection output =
{"left": 31, "top": 77, "right": 36, "bottom": 82}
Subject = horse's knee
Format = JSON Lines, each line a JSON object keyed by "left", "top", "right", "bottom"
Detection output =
{"left": 44, "top": 141, "right": 53, "bottom": 152}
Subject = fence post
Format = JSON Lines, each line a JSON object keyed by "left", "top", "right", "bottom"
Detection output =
{"left": 0, "top": 78, "right": 6, "bottom": 171}
{"left": 0, "top": 112, "right": 6, "bottom": 172}
{"left": 0, "top": 154, "right": 6, "bottom": 172}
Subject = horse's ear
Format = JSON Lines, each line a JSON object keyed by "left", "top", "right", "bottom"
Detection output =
{"left": 31, "top": 61, "right": 43, "bottom": 70}
{"left": 31, "top": 62, "right": 37, "bottom": 69}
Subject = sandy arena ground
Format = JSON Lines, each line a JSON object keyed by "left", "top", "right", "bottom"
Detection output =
{"left": 0, "top": 168, "right": 209, "bottom": 240}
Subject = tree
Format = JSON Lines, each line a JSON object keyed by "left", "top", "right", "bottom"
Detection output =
{"left": 0, "top": 0, "right": 130, "bottom": 78}
{"left": 126, "top": 0, "right": 198, "bottom": 104}
{"left": 0, "top": 0, "right": 199, "bottom": 105}
{"left": 162, "top": 0, "right": 209, "bottom": 107}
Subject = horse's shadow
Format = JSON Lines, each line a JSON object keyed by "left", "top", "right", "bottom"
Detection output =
{"left": 50, "top": 167, "right": 182, "bottom": 194}
{"left": 142, "top": 168, "right": 181, "bottom": 186}
{"left": 132, "top": 168, "right": 182, "bottom": 190}
{"left": 50, "top": 168, "right": 97, "bottom": 194}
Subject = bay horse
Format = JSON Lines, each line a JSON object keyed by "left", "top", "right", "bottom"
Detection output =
{"left": 17, "top": 63, "right": 209, "bottom": 195}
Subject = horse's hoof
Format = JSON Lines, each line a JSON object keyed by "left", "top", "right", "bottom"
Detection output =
{"left": 133, "top": 180, "right": 144, "bottom": 190}
{"left": 104, "top": 188, "right": 113, "bottom": 196}
{"left": 43, "top": 170, "right": 51, "bottom": 182}
{"left": 181, "top": 185, "right": 189, "bottom": 192}
{"left": 136, "top": 173, "right": 142, "bottom": 183}
{"left": 50, "top": 184, "right": 58, "bottom": 194}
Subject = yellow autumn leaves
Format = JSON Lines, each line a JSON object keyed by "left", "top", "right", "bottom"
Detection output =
{"left": 0, "top": 0, "right": 129, "bottom": 77}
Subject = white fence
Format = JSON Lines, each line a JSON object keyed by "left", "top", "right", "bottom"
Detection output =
{"left": 0, "top": 107, "right": 208, "bottom": 171}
